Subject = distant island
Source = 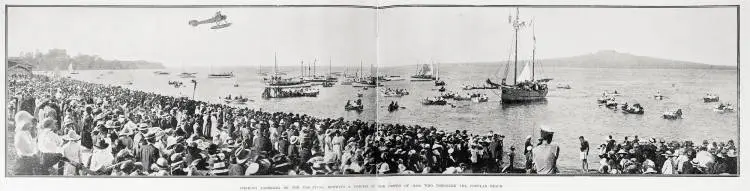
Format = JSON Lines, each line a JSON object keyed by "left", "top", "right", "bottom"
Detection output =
{"left": 453, "top": 50, "right": 736, "bottom": 70}
{"left": 538, "top": 50, "right": 736, "bottom": 70}
{"left": 11, "top": 49, "right": 165, "bottom": 71}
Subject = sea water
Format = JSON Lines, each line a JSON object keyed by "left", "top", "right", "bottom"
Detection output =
{"left": 69, "top": 64, "right": 738, "bottom": 172}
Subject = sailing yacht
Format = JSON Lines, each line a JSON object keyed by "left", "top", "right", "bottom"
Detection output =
{"left": 410, "top": 63, "right": 434, "bottom": 81}
{"left": 68, "top": 62, "right": 79, "bottom": 74}
{"left": 264, "top": 53, "right": 307, "bottom": 87}
{"left": 257, "top": 61, "right": 268, "bottom": 76}
{"left": 489, "top": 8, "right": 551, "bottom": 103}
{"left": 434, "top": 62, "right": 445, "bottom": 86}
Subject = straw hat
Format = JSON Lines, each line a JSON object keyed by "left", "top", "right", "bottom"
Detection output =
{"left": 137, "top": 123, "right": 150, "bottom": 131}
{"left": 378, "top": 163, "right": 390, "bottom": 173}
{"left": 104, "top": 120, "right": 117, "bottom": 129}
{"left": 155, "top": 158, "right": 169, "bottom": 169}
{"left": 246, "top": 162, "right": 260, "bottom": 175}
{"left": 235, "top": 149, "right": 251, "bottom": 164}
{"left": 617, "top": 149, "right": 627, "bottom": 155}
{"left": 62, "top": 130, "right": 81, "bottom": 141}
{"left": 119, "top": 128, "right": 134, "bottom": 136}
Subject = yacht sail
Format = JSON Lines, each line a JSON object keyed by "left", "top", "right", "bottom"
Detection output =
{"left": 516, "top": 62, "right": 533, "bottom": 83}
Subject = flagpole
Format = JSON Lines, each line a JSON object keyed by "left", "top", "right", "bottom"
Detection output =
{"left": 191, "top": 80, "right": 198, "bottom": 99}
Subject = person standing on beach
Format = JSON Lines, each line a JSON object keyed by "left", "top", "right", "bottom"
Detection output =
{"left": 532, "top": 126, "right": 559, "bottom": 174}
{"left": 523, "top": 135, "right": 533, "bottom": 173}
{"left": 579, "top": 136, "right": 590, "bottom": 173}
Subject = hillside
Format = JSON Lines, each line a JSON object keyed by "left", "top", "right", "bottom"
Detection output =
{"left": 445, "top": 50, "right": 735, "bottom": 70}
{"left": 12, "top": 49, "right": 165, "bottom": 71}
{"left": 537, "top": 50, "right": 735, "bottom": 70}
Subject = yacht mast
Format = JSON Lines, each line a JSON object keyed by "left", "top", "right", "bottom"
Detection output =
{"left": 531, "top": 20, "right": 536, "bottom": 81}
{"left": 513, "top": 8, "right": 519, "bottom": 84}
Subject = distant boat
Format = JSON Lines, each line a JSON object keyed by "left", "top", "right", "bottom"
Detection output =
{"left": 208, "top": 72, "right": 234, "bottom": 78}
{"left": 556, "top": 83, "right": 571, "bottom": 89}
{"left": 207, "top": 60, "right": 233, "bottom": 78}
{"left": 703, "top": 94, "right": 720, "bottom": 102}
{"left": 179, "top": 72, "right": 197, "bottom": 78}
{"left": 411, "top": 63, "right": 434, "bottom": 80}
{"left": 68, "top": 63, "right": 79, "bottom": 74}
{"left": 489, "top": 8, "right": 550, "bottom": 103}
{"left": 154, "top": 71, "right": 170, "bottom": 75}
{"left": 422, "top": 97, "right": 447, "bottom": 105}
{"left": 434, "top": 62, "right": 445, "bottom": 86}
{"left": 663, "top": 109, "right": 683, "bottom": 120}
{"left": 714, "top": 103, "right": 735, "bottom": 113}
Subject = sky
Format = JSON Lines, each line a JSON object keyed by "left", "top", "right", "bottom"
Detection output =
{"left": 8, "top": 6, "right": 737, "bottom": 68}
{"left": 378, "top": 7, "right": 738, "bottom": 66}
{"left": 7, "top": 7, "right": 377, "bottom": 67}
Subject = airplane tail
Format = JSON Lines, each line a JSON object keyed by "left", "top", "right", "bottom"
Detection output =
{"left": 188, "top": 20, "right": 199, "bottom": 27}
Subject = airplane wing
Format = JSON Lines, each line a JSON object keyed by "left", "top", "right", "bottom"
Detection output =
{"left": 189, "top": 13, "right": 227, "bottom": 27}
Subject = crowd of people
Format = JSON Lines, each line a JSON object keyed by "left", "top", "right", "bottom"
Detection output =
{"left": 592, "top": 135, "right": 738, "bottom": 174}
{"left": 6, "top": 74, "right": 739, "bottom": 176}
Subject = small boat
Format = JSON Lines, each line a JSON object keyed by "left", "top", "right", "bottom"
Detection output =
{"left": 168, "top": 81, "right": 184, "bottom": 88}
{"left": 621, "top": 103, "right": 644, "bottom": 114}
{"left": 454, "top": 93, "right": 472, "bottom": 101}
{"left": 597, "top": 96, "right": 614, "bottom": 104}
{"left": 154, "top": 71, "right": 170, "bottom": 75}
{"left": 382, "top": 92, "right": 403, "bottom": 97}
{"left": 422, "top": 97, "right": 447, "bottom": 105}
{"left": 654, "top": 95, "right": 665, "bottom": 100}
{"left": 382, "top": 88, "right": 409, "bottom": 97}
{"left": 224, "top": 97, "right": 250, "bottom": 104}
{"left": 345, "top": 104, "right": 364, "bottom": 111}
{"left": 179, "top": 72, "right": 197, "bottom": 78}
{"left": 357, "top": 93, "right": 363, "bottom": 97}
{"left": 123, "top": 81, "right": 133, "bottom": 85}
{"left": 471, "top": 95, "right": 489, "bottom": 103}
{"left": 714, "top": 103, "right": 735, "bottom": 113}
{"left": 604, "top": 99, "right": 619, "bottom": 108}
{"left": 233, "top": 84, "right": 240, "bottom": 87}
{"left": 663, "top": 109, "right": 683, "bottom": 120}
{"left": 441, "top": 92, "right": 456, "bottom": 99}
{"left": 322, "top": 82, "right": 334, "bottom": 87}
{"left": 556, "top": 83, "right": 571, "bottom": 89}
{"left": 388, "top": 102, "right": 400, "bottom": 112}
{"left": 438, "top": 86, "right": 446, "bottom": 92}
{"left": 703, "top": 94, "right": 720, "bottom": 102}
{"left": 435, "top": 80, "right": 446, "bottom": 86}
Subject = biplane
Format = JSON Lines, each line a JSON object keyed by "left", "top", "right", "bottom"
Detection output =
{"left": 189, "top": 11, "right": 232, "bottom": 29}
